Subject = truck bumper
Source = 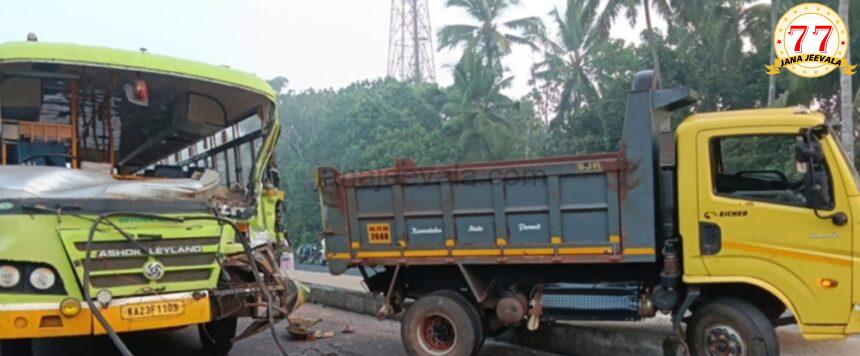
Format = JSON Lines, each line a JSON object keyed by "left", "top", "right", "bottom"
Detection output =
{"left": 0, "top": 291, "right": 211, "bottom": 340}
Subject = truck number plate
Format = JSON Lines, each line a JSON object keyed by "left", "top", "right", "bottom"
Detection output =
{"left": 367, "top": 223, "right": 392, "bottom": 244}
{"left": 120, "top": 301, "right": 184, "bottom": 320}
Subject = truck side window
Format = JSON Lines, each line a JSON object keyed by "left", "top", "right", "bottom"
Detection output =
{"left": 711, "top": 135, "right": 831, "bottom": 207}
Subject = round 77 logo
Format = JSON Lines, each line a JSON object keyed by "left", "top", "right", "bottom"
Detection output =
{"left": 765, "top": 3, "right": 855, "bottom": 78}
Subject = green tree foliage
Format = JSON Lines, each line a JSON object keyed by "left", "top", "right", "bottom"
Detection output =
{"left": 530, "top": 0, "right": 603, "bottom": 120}
{"left": 273, "top": 76, "right": 535, "bottom": 245}
{"left": 274, "top": 0, "right": 860, "bottom": 247}
{"left": 442, "top": 51, "right": 535, "bottom": 161}
{"left": 543, "top": 39, "right": 646, "bottom": 155}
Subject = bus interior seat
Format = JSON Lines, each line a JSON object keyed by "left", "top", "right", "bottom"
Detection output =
{"left": 17, "top": 141, "right": 67, "bottom": 166}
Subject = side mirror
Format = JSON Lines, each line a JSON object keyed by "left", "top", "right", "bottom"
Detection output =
{"left": 794, "top": 139, "right": 824, "bottom": 162}
{"left": 795, "top": 139, "right": 831, "bottom": 209}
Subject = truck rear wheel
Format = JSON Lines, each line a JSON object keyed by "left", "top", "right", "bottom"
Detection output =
{"left": 0, "top": 339, "right": 33, "bottom": 356}
{"left": 198, "top": 317, "right": 238, "bottom": 355}
{"left": 687, "top": 298, "right": 779, "bottom": 356}
{"left": 401, "top": 291, "right": 484, "bottom": 356}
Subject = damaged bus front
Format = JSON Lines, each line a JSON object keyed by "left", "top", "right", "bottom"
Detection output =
{"left": 0, "top": 41, "right": 303, "bottom": 355}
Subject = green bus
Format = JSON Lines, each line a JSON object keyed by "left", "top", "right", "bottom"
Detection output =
{"left": 0, "top": 40, "right": 303, "bottom": 355}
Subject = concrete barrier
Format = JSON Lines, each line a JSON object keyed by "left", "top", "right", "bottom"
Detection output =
{"left": 305, "top": 282, "right": 385, "bottom": 317}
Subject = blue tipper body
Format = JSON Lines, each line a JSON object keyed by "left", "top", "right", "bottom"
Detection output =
{"left": 317, "top": 71, "right": 697, "bottom": 276}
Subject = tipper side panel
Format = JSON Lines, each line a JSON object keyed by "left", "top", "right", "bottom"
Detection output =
{"left": 318, "top": 154, "right": 657, "bottom": 274}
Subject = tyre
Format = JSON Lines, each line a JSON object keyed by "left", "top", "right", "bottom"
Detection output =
{"left": 198, "top": 317, "right": 238, "bottom": 355}
{"left": 758, "top": 303, "right": 787, "bottom": 325}
{"left": 687, "top": 298, "right": 779, "bottom": 356}
{"left": 0, "top": 339, "right": 33, "bottom": 356}
{"left": 401, "top": 290, "right": 484, "bottom": 356}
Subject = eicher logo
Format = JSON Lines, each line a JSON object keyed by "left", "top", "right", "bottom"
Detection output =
{"left": 704, "top": 210, "right": 749, "bottom": 219}
{"left": 96, "top": 245, "right": 204, "bottom": 258}
{"left": 765, "top": 3, "right": 855, "bottom": 78}
{"left": 517, "top": 223, "right": 542, "bottom": 232}
{"left": 411, "top": 227, "right": 442, "bottom": 235}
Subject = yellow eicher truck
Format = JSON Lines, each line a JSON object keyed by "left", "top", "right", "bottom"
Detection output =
{"left": 317, "top": 70, "right": 860, "bottom": 355}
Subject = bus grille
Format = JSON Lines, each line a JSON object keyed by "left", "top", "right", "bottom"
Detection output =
{"left": 72, "top": 237, "right": 220, "bottom": 289}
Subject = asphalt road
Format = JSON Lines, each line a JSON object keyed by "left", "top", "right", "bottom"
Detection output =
{"left": 294, "top": 263, "right": 360, "bottom": 276}
{"left": 26, "top": 303, "right": 555, "bottom": 356}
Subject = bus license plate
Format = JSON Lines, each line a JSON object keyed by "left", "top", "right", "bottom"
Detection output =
{"left": 120, "top": 301, "right": 185, "bottom": 320}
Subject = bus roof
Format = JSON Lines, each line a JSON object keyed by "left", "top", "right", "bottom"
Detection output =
{"left": 0, "top": 41, "right": 276, "bottom": 102}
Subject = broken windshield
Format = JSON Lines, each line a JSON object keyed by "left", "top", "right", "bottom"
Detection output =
{"left": 0, "top": 62, "right": 273, "bottom": 200}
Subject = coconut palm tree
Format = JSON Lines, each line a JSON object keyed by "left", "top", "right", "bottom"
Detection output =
{"left": 676, "top": 0, "right": 769, "bottom": 66}
{"left": 437, "top": 0, "right": 543, "bottom": 70}
{"left": 594, "top": 0, "right": 672, "bottom": 88}
{"left": 442, "top": 50, "right": 518, "bottom": 161}
{"left": 530, "top": 0, "right": 602, "bottom": 121}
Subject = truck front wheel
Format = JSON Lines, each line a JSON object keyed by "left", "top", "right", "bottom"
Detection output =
{"left": 401, "top": 291, "right": 484, "bottom": 356}
{"left": 687, "top": 298, "right": 779, "bottom": 356}
{"left": 198, "top": 317, "right": 238, "bottom": 355}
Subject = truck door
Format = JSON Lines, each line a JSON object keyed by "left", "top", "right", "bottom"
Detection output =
{"left": 696, "top": 127, "right": 852, "bottom": 324}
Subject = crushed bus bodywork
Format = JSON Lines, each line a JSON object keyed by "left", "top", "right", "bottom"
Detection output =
{"left": 0, "top": 40, "right": 304, "bottom": 355}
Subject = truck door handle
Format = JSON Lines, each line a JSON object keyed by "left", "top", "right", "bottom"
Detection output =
{"left": 699, "top": 222, "right": 722, "bottom": 255}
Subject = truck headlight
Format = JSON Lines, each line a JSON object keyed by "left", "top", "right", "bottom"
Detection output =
{"left": 29, "top": 267, "right": 56, "bottom": 290}
{"left": 0, "top": 265, "right": 21, "bottom": 288}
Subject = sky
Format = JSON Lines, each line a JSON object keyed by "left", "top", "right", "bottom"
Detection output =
{"left": 0, "top": 0, "right": 649, "bottom": 98}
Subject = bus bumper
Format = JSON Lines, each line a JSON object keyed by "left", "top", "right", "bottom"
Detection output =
{"left": 0, "top": 291, "right": 211, "bottom": 340}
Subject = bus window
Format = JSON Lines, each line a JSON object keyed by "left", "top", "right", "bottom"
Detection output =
{"left": 216, "top": 151, "right": 227, "bottom": 186}
{"left": 238, "top": 115, "right": 262, "bottom": 135}
{"left": 168, "top": 113, "right": 264, "bottom": 190}
{"left": 240, "top": 142, "right": 253, "bottom": 185}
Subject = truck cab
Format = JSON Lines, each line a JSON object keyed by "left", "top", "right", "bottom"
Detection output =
{"left": 677, "top": 108, "right": 860, "bottom": 339}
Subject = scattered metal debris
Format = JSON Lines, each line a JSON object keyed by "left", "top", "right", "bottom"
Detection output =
{"left": 288, "top": 318, "right": 334, "bottom": 341}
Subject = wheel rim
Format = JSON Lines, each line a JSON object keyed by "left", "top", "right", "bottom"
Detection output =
{"left": 704, "top": 323, "right": 747, "bottom": 356}
{"left": 417, "top": 314, "right": 457, "bottom": 355}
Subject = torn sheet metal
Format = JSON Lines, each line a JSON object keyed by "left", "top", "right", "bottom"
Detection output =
{"left": 0, "top": 166, "right": 220, "bottom": 199}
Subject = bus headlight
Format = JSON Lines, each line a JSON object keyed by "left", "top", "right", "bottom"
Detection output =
{"left": 0, "top": 265, "right": 21, "bottom": 288}
{"left": 29, "top": 267, "right": 56, "bottom": 290}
